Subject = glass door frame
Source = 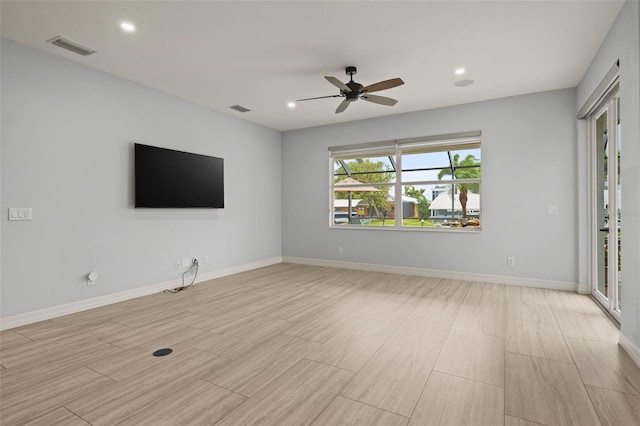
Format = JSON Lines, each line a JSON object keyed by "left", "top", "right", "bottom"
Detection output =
{"left": 589, "top": 86, "right": 621, "bottom": 322}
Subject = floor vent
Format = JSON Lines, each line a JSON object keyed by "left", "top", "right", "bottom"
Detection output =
{"left": 46, "top": 36, "right": 96, "bottom": 56}
{"left": 229, "top": 104, "right": 251, "bottom": 113}
{"left": 152, "top": 348, "right": 173, "bottom": 357}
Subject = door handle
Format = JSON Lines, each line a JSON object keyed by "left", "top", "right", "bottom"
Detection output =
{"left": 599, "top": 227, "right": 610, "bottom": 232}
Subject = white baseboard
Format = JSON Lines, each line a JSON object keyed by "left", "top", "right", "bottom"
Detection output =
{"left": 619, "top": 331, "right": 640, "bottom": 368}
{"left": 0, "top": 255, "right": 580, "bottom": 331}
{"left": 0, "top": 256, "right": 282, "bottom": 331}
{"left": 282, "top": 256, "right": 579, "bottom": 292}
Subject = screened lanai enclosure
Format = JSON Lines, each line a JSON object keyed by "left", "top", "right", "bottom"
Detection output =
{"left": 330, "top": 132, "right": 481, "bottom": 229}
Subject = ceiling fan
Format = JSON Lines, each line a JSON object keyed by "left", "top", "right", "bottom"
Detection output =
{"left": 297, "top": 66, "right": 404, "bottom": 114}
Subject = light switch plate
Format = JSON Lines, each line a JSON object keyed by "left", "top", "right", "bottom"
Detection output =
{"left": 9, "top": 207, "right": 32, "bottom": 221}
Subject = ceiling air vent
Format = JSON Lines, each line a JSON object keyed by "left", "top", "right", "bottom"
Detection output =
{"left": 229, "top": 105, "right": 251, "bottom": 113}
{"left": 46, "top": 36, "right": 96, "bottom": 56}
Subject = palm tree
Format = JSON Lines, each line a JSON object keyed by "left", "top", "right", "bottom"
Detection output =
{"left": 437, "top": 153, "right": 480, "bottom": 218}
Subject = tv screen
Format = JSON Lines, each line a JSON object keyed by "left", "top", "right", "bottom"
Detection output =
{"left": 135, "top": 143, "right": 224, "bottom": 208}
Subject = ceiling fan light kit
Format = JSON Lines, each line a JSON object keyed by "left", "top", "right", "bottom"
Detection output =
{"left": 297, "top": 66, "right": 404, "bottom": 114}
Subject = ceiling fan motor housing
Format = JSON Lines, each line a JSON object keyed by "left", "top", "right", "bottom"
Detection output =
{"left": 344, "top": 81, "right": 364, "bottom": 101}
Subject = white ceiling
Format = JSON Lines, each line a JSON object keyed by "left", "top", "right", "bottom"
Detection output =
{"left": 0, "top": 1, "right": 624, "bottom": 131}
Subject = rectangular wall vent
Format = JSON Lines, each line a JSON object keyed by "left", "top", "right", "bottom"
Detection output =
{"left": 229, "top": 105, "right": 251, "bottom": 113}
{"left": 46, "top": 36, "right": 96, "bottom": 56}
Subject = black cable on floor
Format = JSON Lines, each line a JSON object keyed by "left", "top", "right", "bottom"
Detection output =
{"left": 165, "top": 259, "right": 199, "bottom": 293}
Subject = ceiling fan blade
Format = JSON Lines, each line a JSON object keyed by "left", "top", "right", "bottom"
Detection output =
{"left": 335, "top": 99, "right": 350, "bottom": 114}
{"left": 297, "top": 95, "right": 342, "bottom": 102}
{"left": 363, "top": 78, "right": 404, "bottom": 93}
{"left": 362, "top": 94, "right": 398, "bottom": 106}
{"left": 325, "top": 76, "right": 352, "bottom": 93}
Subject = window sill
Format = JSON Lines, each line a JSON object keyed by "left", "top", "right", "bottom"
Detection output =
{"left": 329, "top": 225, "right": 481, "bottom": 233}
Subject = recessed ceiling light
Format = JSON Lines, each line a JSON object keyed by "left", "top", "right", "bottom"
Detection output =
{"left": 120, "top": 21, "right": 136, "bottom": 33}
{"left": 455, "top": 68, "right": 466, "bottom": 76}
{"left": 287, "top": 102, "right": 296, "bottom": 109}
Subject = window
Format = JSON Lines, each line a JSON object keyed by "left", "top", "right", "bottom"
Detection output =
{"left": 329, "top": 132, "right": 481, "bottom": 230}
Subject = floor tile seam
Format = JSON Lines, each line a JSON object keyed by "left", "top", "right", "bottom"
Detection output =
{"left": 504, "top": 316, "right": 561, "bottom": 327}
{"left": 84, "top": 365, "right": 118, "bottom": 383}
{"left": 12, "top": 330, "right": 35, "bottom": 342}
{"left": 193, "top": 343, "right": 229, "bottom": 358}
{"left": 545, "top": 329, "right": 603, "bottom": 423}
{"left": 90, "top": 337, "right": 128, "bottom": 353}
{"left": 381, "top": 339, "right": 441, "bottom": 356}
{"left": 216, "top": 331, "right": 300, "bottom": 359}
{"left": 98, "top": 351, "right": 226, "bottom": 387}
{"left": 300, "top": 356, "right": 360, "bottom": 375}
{"left": 1, "top": 335, "right": 109, "bottom": 354}
{"left": 197, "top": 376, "right": 251, "bottom": 399}
{"left": 545, "top": 294, "right": 584, "bottom": 371}
{"left": 561, "top": 333, "right": 621, "bottom": 345}
{"left": 504, "top": 349, "right": 576, "bottom": 366}
{"left": 206, "top": 355, "right": 347, "bottom": 400}
{"left": 431, "top": 367, "right": 505, "bottom": 388}
{"left": 342, "top": 306, "right": 418, "bottom": 378}
{"left": 84, "top": 381, "right": 180, "bottom": 426}
{"left": 406, "top": 297, "right": 464, "bottom": 422}
{"left": 584, "top": 382, "right": 640, "bottom": 398}
{"left": 281, "top": 332, "right": 328, "bottom": 345}
{"left": 222, "top": 353, "right": 357, "bottom": 424}
{"left": 560, "top": 333, "right": 616, "bottom": 387}
{"left": 450, "top": 324, "right": 506, "bottom": 340}
{"left": 568, "top": 337, "right": 640, "bottom": 378}
{"left": 550, "top": 306, "right": 617, "bottom": 323}
{"left": 336, "top": 393, "right": 412, "bottom": 420}
{"left": 14, "top": 405, "right": 79, "bottom": 425}
{"left": 504, "top": 412, "right": 552, "bottom": 426}
{"left": 506, "top": 304, "right": 559, "bottom": 327}
{"left": 62, "top": 405, "right": 95, "bottom": 426}
{"left": 405, "top": 357, "right": 435, "bottom": 423}
{"left": 283, "top": 318, "right": 360, "bottom": 344}
{"left": 583, "top": 380, "right": 608, "bottom": 426}
{"left": 304, "top": 365, "right": 366, "bottom": 426}
{"left": 306, "top": 393, "right": 340, "bottom": 425}
{"left": 333, "top": 331, "right": 395, "bottom": 393}
{"left": 99, "top": 319, "right": 135, "bottom": 332}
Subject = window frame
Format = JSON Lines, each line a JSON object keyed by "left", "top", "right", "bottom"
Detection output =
{"left": 329, "top": 131, "right": 482, "bottom": 232}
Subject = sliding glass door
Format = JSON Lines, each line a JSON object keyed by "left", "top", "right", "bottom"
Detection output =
{"left": 591, "top": 90, "right": 621, "bottom": 321}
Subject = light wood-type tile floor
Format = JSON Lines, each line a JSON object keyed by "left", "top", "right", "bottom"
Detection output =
{"left": 1, "top": 263, "right": 639, "bottom": 426}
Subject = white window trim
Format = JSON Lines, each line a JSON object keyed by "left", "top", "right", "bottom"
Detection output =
{"left": 329, "top": 131, "right": 482, "bottom": 231}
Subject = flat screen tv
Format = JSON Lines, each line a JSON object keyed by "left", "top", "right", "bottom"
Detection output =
{"left": 135, "top": 143, "right": 224, "bottom": 208}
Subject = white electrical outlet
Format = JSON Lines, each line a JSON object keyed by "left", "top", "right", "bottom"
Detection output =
{"left": 87, "top": 272, "right": 98, "bottom": 286}
{"left": 547, "top": 205, "right": 559, "bottom": 215}
{"left": 175, "top": 260, "right": 182, "bottom": 269}
{"left": 8, "top": 207, "right": 32, "bottom": 221}
{"left": 203, "top": 255, "right": 210, "bottom": 264}
{"left": 507, "top": 257, "right": 515, "bottom": 267}
{"left": 337, "top": 246, "right": 343, "bottom": 254}
{"left": 182, "top": 258, "right": 190, "bottom": 267}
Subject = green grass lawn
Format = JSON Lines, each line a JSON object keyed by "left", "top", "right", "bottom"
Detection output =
{"left": 361, "top": 218, "right": 435, "bottom": 227}
{"left": 403, "top": 218, "right": 435, "bottom": 227}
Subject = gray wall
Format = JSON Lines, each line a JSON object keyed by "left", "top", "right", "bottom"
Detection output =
{"left": 282, "top": 88, "right": 579, "bottom": 283}
{"left": 577, "top": 0, "right": 640, "bottom": 348}
{"left": 1, "top": 39, "right": 282, "bottom": 317}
